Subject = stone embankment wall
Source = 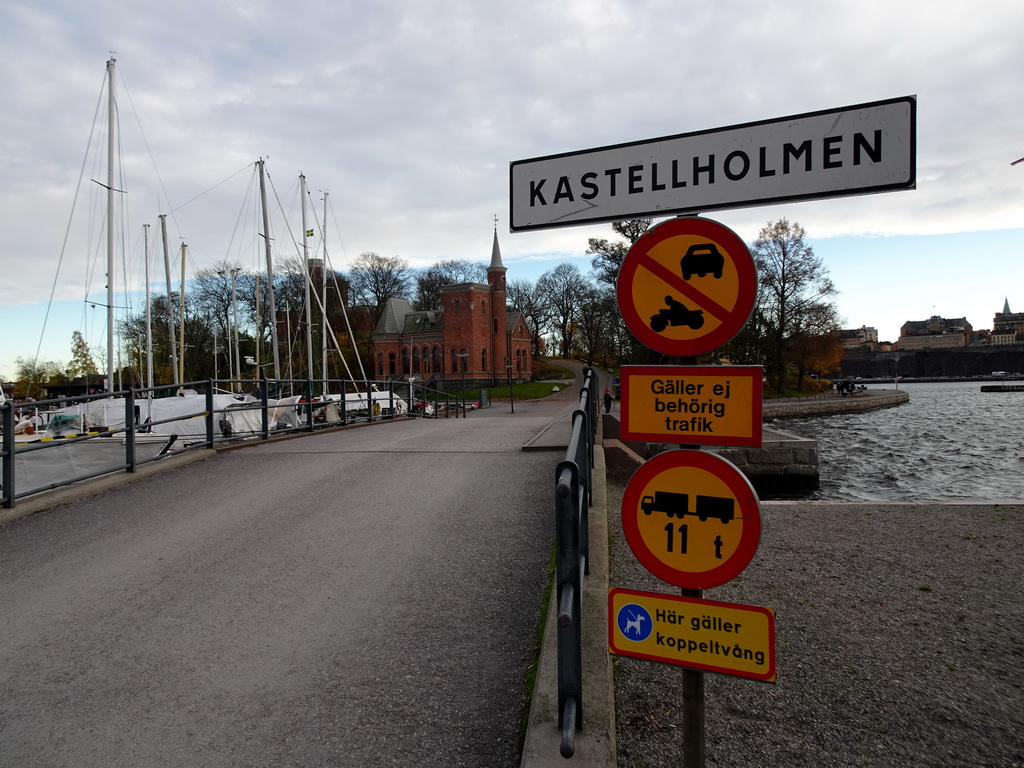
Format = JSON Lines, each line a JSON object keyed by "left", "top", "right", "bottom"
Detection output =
{"left": 714, "top": 428, "right": 819, "bottom": 495}
{"left": 604, "top": 389, "right": 910, "bottom": 496}
{"left": 763, "top": 389, "right": 908, "bottom": 419}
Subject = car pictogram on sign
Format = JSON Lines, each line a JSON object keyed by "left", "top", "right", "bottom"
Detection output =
{"left": 680, "top": 242, "right": 725, "bottom": 280}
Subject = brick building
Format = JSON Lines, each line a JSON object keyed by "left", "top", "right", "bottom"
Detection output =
{"left": 371, "top": 230, "right": 532, "bottom": 389}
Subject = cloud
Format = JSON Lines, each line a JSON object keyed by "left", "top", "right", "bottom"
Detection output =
{"left": 2, "top": 0, "right": 1023, "bottom": 375}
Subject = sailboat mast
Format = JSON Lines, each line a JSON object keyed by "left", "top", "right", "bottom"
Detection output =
{"left": 179, "top": 242, "right": 187, "bottom": 383}
{"left": 143, "top": 223, "right": 153, "bottom": 390}
{"left": 322, "top": 191, "right": 328, "bottom": 382}
{"left": 257, "top": 159, "right": 281, "bottom": 380}
{"left": 301, "top": 173, "right": 313, "bottom": 384}
{"left": 159, "top": 214, "right": 179, "bottom": 385}
{"left": 106, "top": 58, "right": 116, "bottom": 391}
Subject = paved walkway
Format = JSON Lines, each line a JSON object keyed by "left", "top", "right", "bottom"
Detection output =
{"left": 0, "top": 383, "right": 589, "bottom": 768}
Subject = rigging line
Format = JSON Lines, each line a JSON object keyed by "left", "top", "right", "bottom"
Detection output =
{"left": 222, "top": 167, "right": 260, "bottom": 262}
{"left": 116, "top": 67, "right": 183, "bottom": 238}
{"left": 168, "top": 162, "right": 256, "bottom": 216}
{"left": 299, "top": 182, "right": 350, "bottom": 380}
{"left": 266, "top": 168, "right": 305, "bottom": 260}
{"left": 294, "top": 186, "right": 361, "bottom": 381}
{"left": 326, "top": 192, "right": 350, "bottom": 263}
{"left": 31, "top": 66, "right": 108, "bottom": 375}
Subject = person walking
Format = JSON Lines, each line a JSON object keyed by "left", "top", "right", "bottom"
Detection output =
{"left": 603, "top": 388, "right": 613, "bottom": 413}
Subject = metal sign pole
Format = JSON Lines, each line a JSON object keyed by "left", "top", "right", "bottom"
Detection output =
{"left": 678, "top": 430, "right": 706, "bottom": 768}
{"left": 681, "top": 585, "right": 706, "bottom": 768}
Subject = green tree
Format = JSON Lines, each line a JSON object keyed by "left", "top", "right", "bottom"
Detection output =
{"left": 13, "top": 357, "right": 66, "bottom": 399}
{"left": 66, "top": 331, "right": 99, "bottom": 379}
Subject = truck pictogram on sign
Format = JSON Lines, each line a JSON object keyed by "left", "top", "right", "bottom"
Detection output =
{"left": 622, "top": 449, "right": 761, "bottom": 590}
{"left": 640, "top": 492, "right": 735, "bottom": 523}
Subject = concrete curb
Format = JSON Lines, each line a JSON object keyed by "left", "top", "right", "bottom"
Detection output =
{"left": 521, "top": 442, "right": 617, "bottom": 767}
{"left": 0, "top": 449, "right": 215, "bottom": 526}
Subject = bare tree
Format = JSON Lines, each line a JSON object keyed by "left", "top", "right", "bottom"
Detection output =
{"left": 752, "top": 218, "right": 838, "bottom": 394}
{"left": 507, "top": 278, "right": 551, "bottom": 359}
{"left": 348, "top": 252, "right": 412, "bottom": 311}
{"left": 537, "top": 263, "right": 588, "bottom": 358}
{"left": 575, "top": 285, "right": 620, "bottom": 365}
{"left": 587, "top": 218, "right": 653, "bottom": 286}
{"left": 413, "top": 259, "right": 486, "bottom": 311}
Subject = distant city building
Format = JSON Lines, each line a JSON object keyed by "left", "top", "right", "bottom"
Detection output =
{"left": 896, "top": 315, "right": 973, "bottom": 350}
{"left": 839, "top": 326, "right": 879, "bottom": 349}
{"left": 991, "top": 298, "right": 1024, "bottom": 345}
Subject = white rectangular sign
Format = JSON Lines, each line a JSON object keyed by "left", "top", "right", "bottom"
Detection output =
{"left": 509, "top": 96, "right": 916, "bottom": 232}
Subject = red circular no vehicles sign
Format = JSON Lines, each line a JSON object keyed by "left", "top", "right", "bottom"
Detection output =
{"left": 616, "top": 217, "right": 757, "bottom": 357}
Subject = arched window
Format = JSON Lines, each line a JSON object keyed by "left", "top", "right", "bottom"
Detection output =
{"left": 376, "top": 352, "right": 384, "bottom": 376}
{"left": 413, "top": 347, "right": 422, "bottom": 374}
{"left": 481, "top": 347, "right": 488, "bottom": 372}
{"left": 388, "top": 352, "right": 396, "bottom": 376}
{"left": 433, "top": 346, "right": 443, "bottom": 374}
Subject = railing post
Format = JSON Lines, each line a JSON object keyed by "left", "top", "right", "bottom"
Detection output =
{"left": 1, "top": 401, "right": 14, "bottom": 508}
{"left": 125, "top": 388, "right": 137, "bottom": 472}
{"left": 555, "top": 461, "right": 583, "bottom": 756}
{"left": 260, "top": 378, "right": 270, "bottom": 439}
{"left": 205, "top": 382, "right": 215, "bottom": 448}
{"left": 305, "top": 380, "right": 315, "bottom": 430}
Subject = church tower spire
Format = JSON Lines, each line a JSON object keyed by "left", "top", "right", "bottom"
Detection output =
{"left": 487, "top": 219, "right": 508, "bottom": 383}
{"left": 1002, "top": 297, "right": 1011, "bottom": 315}
{"left": 488, "top": 217, "right": 506, "bottom": 272}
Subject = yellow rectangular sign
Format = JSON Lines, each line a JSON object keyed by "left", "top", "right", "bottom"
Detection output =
{"left": 620, "top": 365, "right": 762, "bottom": 447}
{"left": 609, "top": 588, "right": 776, "bottom": 682}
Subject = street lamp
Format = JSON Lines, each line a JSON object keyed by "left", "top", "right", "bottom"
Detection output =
{"left": 454, "top": 351, "right": 468, "bottom": 419}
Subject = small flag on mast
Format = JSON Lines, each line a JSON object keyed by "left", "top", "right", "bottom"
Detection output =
{"left": 305, "top": 229, "right": 315, "bottom": 237}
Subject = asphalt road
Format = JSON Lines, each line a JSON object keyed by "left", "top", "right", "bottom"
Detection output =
{"left": 0, "top": 390, "right": 583, "bottom": 767}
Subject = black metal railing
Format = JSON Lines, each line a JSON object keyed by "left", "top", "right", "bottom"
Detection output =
{"left": 0, "top": 376, "right": 441, "bottom": 509}
{"left": 553, "top": 365, "right": 598, "bottom": 758}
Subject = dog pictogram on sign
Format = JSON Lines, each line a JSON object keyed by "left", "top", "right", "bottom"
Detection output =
{"left": 616, "top": 217, "right": 757, "bottom": 357}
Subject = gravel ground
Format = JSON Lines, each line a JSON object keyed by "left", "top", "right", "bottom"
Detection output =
{"left": 608, "top": 486, "right": 1024, "bottom": 768}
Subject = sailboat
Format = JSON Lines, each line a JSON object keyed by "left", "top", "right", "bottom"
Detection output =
{"left": 5, "top": 59, "right": 418, "bottom": 504}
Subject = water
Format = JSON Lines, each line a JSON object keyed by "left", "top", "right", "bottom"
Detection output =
{"left": 771, "top": 382, "right": 1024, "bottom": 501}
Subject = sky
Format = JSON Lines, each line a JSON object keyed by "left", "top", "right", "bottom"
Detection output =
{"left": 2, "top": 0, "right": 1023, "bottom": 380}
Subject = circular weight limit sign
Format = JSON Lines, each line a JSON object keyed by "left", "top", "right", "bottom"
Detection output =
{"left": 622, "top": 450, "right": 761, "bottom": 590}
{"left": 616, "top": 217, "right": 757, "bottom": 357}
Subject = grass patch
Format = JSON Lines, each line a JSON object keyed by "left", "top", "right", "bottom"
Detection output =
{"left": 520, "top": 545, "right": 557, "bottom": 740}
